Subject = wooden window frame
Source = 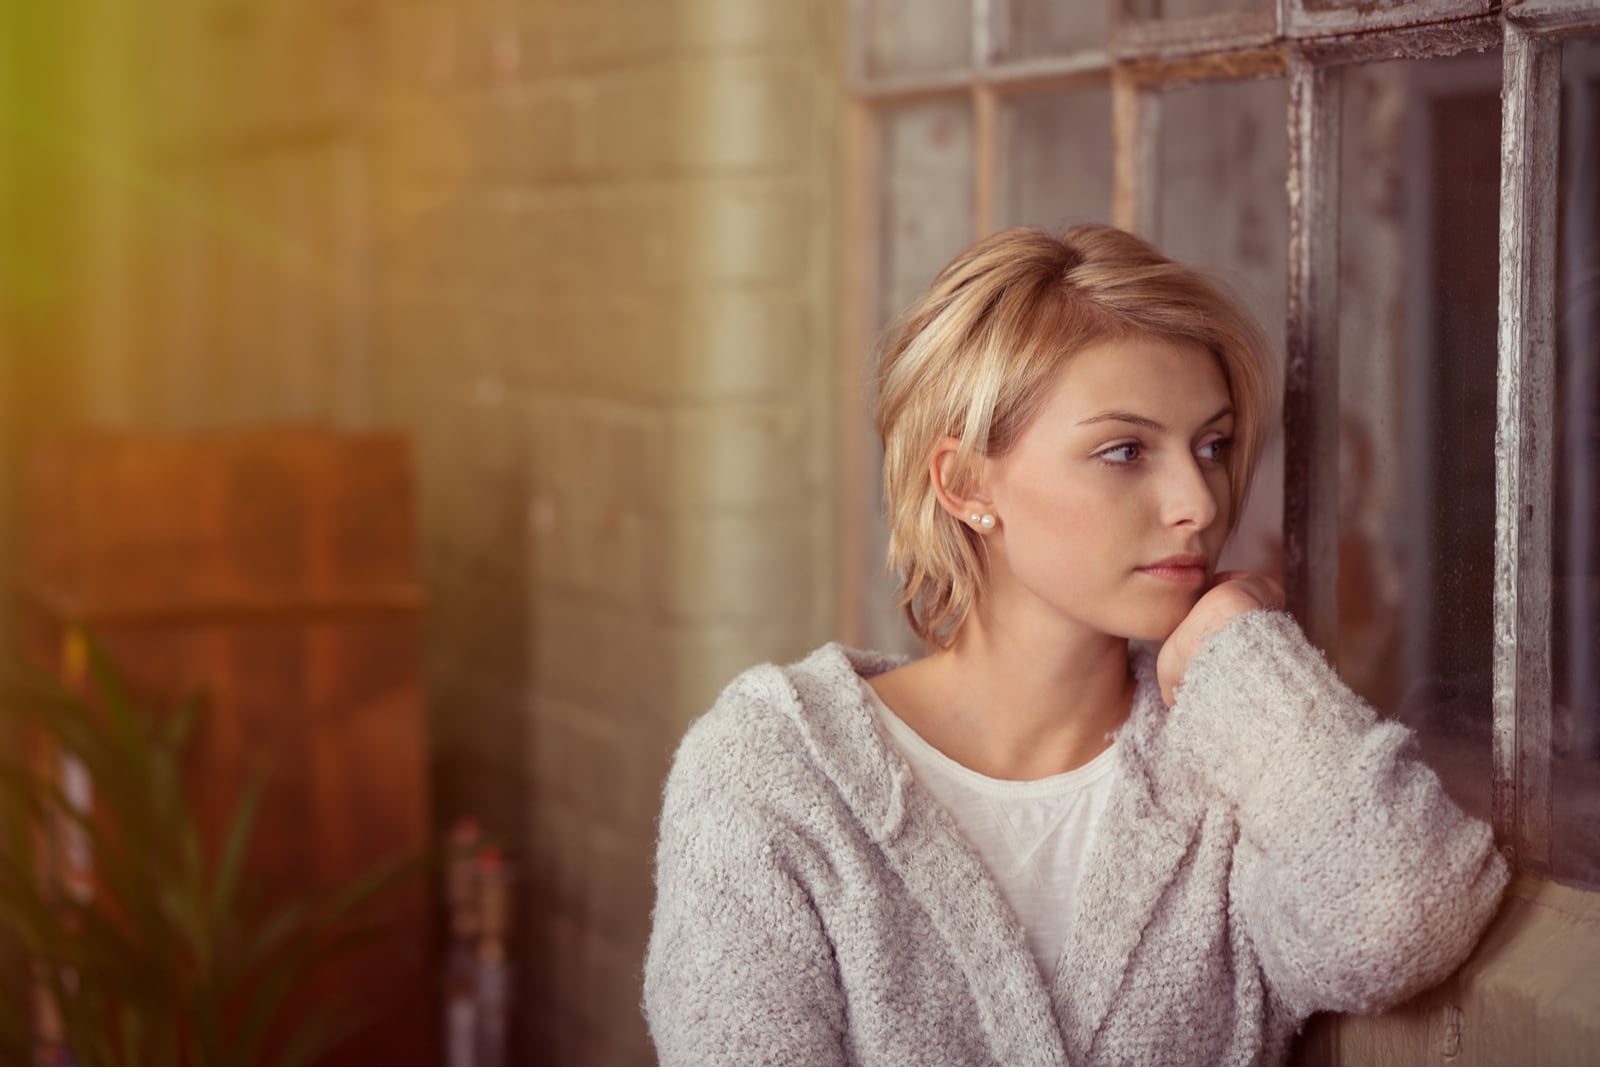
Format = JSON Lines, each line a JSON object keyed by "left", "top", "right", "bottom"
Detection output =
{"left": 1493, "top": 0, "right": 1600, "bottom": 871}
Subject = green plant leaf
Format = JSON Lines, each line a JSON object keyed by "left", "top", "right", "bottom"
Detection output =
{"left": 231, "top": 894, "right": 315, "bottom": 988}
{"left": 114, "top": 1001, "right": 149, "bottom": 1066}
{"left": 235, "top": 917, "right": 390, "bottom": 1066}
{"left": 209, "top": 771, "right": 264, "bottom": 941}
{"left": 162, "top": 694, "right": 204, "bottom": 753}
{"left": 0, "top": 645, "right": 429, "bottom": 1065}
{"left": 309, "top": 851, "right": 426, "bottom": 931}
{"left": 231, "top": 851, "right": 421, "bottom": 985}
{"left": 82, "top": 639, "right": 145, "bottom": 765}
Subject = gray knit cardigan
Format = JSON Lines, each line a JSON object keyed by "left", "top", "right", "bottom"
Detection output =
{"left": 643, "top": 611, "right": 1509, "bottom": 1065}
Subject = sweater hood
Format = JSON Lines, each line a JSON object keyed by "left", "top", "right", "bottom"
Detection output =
{"left": 749, "top": 640, "right": 1176, "bottom": 844}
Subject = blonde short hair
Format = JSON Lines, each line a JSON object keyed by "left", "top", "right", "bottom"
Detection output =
{"left": 874, "top": 224, "right": 1277, "bottom": 648}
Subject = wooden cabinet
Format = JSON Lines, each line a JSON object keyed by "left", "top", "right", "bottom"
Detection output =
{"left": 17, "top": 427, "right": 435, "bottom": 1065}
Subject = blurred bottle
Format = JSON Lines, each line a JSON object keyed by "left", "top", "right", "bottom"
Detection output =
{"left": 473, "top": 846, "right": 512, "bottom": 1067}
{"left": 442, "top": 819, "right": 482, "bottom": 1067}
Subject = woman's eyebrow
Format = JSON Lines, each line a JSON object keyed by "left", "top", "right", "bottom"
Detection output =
{"left": 1075, "top": 405, "right": 1234, "bottom": 431}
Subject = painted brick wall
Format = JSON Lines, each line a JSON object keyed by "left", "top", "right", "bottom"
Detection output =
{"left": 375, "top": 2, "right": 842, "bottom": 1061}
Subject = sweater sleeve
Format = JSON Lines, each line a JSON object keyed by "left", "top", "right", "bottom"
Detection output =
{"left": 1170, "top": 610, "right": 1510, "bottom": 1019}
{"left": 643, "top": 715, "right": 849, "bottom": 1066}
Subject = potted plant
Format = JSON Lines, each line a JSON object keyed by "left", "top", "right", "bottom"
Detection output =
{"left": 0, "top": 637, "right": 418, "bottom": 1065}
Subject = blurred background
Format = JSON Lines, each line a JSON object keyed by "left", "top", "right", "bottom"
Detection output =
{"left": 0, "top": 0, "right": 1595, "bottom": 1065}
{"left": 2, "top": 3, "right": 840, "bottom": 1064}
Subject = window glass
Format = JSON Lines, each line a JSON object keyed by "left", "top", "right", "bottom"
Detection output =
{"left": 879, "top": 100, "right": 974, "bottom": 325}
{"left": 1335, "top": 53, "right": 1500, "bottom": 828}
{"left": 992, "top": 0, "right": 1105, "bottom": 62}
{"left": 996, "top": 87, "right": 1113, "bottom": 230}
{"left": 862, "top": 0, "right": 971, "bottom": 79}
{"left": 1156, "top": 77, "right": 1288, "bottom": 579}
{"left": 1554, "top": 33, "right": 1600, "bottom": 888}
{"left": 869, "top": 100, "right": 974, "bottom": 654}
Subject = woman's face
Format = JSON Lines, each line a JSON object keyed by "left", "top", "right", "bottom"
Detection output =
{"left": 977, "top": 333, "right": 1235, "bottom": 643}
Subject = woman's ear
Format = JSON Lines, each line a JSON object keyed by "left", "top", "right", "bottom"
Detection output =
{"left": 929, "top": 437, "right": 997, "bottom": 532}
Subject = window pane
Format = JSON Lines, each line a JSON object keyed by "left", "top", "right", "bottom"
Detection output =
{"left": 1156, "top": 77, "right": 1288, "bottom": 579}
{"left": 870, "top": 100, "right": 974, "bottom": 654}
{"left": 862, "top": 0, "right": 971, "bottom": 79}
{"left": 996, "top": 88, "right": 1112, "bottom": 230}
{"left": 879, "top": 100, "right": 974, "bottom": 325}
{"left": 1335, "top": 53, "right": 1500, "bottom": 828}
{"left": 993, "top": 0, "right": 1105, "bottom": 62}
{"left": 1554, "top": 34, "right": 1600, "bottom": 889}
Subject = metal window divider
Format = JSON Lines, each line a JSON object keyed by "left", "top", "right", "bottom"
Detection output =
{"left": 1283, "top": 50, "right": 1342, "bottom": 661}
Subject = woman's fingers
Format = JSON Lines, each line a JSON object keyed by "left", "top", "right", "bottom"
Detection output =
{"left": 1157, "top": 572, "right": 1285, "bottom": 706}
{"left": 1210, "top": 570, "right": 1285, "bottom": 610}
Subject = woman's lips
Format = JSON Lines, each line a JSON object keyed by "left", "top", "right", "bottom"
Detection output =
{"left": 1137, "top": 555, "right": 1209, "bottom": 585}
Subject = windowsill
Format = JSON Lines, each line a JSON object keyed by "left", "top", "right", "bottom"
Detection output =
{"left": 1296, "top": 873, "right": 1600, "bottom": 1064}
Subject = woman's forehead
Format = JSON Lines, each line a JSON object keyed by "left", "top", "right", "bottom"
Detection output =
{"left": 1040, "top": 335, "right": 1230, "bottom": 421}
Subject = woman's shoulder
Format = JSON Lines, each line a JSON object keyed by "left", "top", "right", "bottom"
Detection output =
{"left": 663, "top": 642, "right": 909, "bottom": 826}
{"left": 675, "top": 642, "right": 870, "bottom": 758}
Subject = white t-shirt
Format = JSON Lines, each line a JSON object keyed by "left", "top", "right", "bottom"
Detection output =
{"left": 866, "top": 687, "right": 1120, "bottom": 982}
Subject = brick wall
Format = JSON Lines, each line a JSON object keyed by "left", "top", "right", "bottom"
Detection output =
{"left": 375, "top": 2, "right": 842, "bottom": 1061}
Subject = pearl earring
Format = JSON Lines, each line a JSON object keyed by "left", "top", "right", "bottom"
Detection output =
{"left": 969, "top": 513, "right": 996, "bottom": 530}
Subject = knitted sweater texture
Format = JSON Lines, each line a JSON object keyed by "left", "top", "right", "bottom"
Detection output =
{"left": 643, "top": 611, "right": 1509, "bottom": 1065}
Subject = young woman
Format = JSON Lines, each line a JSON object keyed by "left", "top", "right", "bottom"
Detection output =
{"left": 643, "top": 225, "right": 1508, "bottom": 1065}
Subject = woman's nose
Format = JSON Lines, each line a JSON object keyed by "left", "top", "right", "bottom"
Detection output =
{"left": 1160, "top": 456, "right": 1220, "bottom": 530}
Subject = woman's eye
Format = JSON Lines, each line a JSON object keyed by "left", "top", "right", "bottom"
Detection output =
{"left": 1198, "top": 437, "right": 1234, "bottom": 463}
{"left": 1098, "top": 443, "right": 1142, "bottom": 464}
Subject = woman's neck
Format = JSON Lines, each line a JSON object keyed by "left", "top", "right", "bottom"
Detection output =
{"left": 870, "top": 608, "right": 1134, "bottom": 781}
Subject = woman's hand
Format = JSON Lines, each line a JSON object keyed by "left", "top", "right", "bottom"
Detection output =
{"left": 1156, "top": 571, "right": 1285, "bottom": 706}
